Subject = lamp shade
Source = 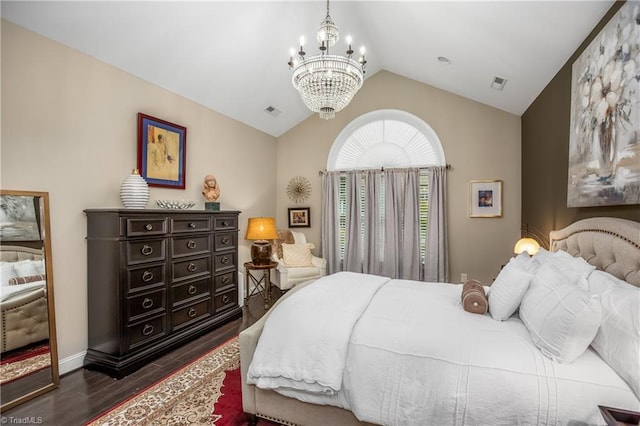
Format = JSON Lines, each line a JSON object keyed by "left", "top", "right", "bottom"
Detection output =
{"left": 514, "top": 237, "right": 540, "bottom": 256}
{"left": 245, "top": 217, "right": 278, "bottom": 265}
{"left": 245, "top": 217, "right": 278, "bottom": 241}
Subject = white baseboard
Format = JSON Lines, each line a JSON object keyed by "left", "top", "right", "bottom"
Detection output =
{"left": 58, "top": 350, "right": 86, "bottom": 376}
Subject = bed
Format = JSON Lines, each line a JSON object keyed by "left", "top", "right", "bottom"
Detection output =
{"left": 0, "top": 245, "right": 49, "bottom": 353}
{"left": 240, "top": 217, "right": 640, "bottom": 425}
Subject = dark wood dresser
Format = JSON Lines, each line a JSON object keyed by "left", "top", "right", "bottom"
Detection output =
{"left": 83, "top": 209, "right": 242, "bottom": 378}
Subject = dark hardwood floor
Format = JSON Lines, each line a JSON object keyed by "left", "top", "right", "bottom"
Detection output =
{"left": 1, "top": 289, "right": 283, "bottom": 425}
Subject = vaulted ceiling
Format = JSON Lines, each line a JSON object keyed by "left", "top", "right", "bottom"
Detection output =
{"left": 2, "top": 1, "right": 614, "bottom": 137}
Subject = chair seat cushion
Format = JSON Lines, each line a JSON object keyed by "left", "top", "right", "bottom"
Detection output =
{"left": 286, "top": 266, "right": 323, "bottom": 280}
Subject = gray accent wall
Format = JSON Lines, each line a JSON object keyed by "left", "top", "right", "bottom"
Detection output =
{"left": 521, "top": 1, "right": 639, "bottom": 241}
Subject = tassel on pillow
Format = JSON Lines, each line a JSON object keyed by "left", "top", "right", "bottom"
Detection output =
{"left": 461, "top": 279, "right": 488, "bottom": 314}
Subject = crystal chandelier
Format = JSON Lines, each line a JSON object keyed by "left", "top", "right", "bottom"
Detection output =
{"left": 288, "top": 0, "right": 367, "bottom": 120}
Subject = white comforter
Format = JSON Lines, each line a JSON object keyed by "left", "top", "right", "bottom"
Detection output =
{"left": 247, "top": 272, "right": 390, "bottom": 394}
{"left": 0, "top": 281, "right": 46, "bottom": 302}
{"left": 248, "top": 273, "right": 640, "bottom": 425}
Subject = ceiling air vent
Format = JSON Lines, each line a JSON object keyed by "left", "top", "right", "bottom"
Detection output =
{"left": 264, "top": 105, "right": 281, "bottom": 117}
{"left": 490, "top": 76, "right": 507, "bottom": 91}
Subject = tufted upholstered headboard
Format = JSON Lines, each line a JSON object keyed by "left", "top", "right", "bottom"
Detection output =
{"left": 549, "top": 217, "right": 640, "bottom": 287}
{"left": 0, "top": 245, "right": 43, "bottom": 262}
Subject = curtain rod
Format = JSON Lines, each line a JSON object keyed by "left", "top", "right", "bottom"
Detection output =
{"left": 318, "top": 164, "right": 452, "bottom": 175}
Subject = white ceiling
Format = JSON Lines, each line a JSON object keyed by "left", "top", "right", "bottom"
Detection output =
{"left": 2, "top": 1, "right": 614, "bottom": 137}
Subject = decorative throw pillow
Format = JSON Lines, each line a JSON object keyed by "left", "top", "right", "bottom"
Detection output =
{"left": 583, "top": 270, "right": 640, "bottom": 399}
{"left": 282, "top": 243, "right": 314, "bottom": 267}
{"left": 488, "top": 257, "right": 535, "bottom": 321}
{"left": 0, "top": 262, "right": 18, "bottom": 286}
{"left": 519, "top": 263, "right": 602, "bottom": 363}
{"left": 8, "top": 274, "right": 46, "bottom": 285}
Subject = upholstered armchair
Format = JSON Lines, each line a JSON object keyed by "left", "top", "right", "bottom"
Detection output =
{"left": 271, "top": 229, "right": 327, "bottom": 290}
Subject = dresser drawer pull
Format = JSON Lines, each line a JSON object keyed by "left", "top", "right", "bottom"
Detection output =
{"left": 221, "top": 221, "right": 229, "bottom": 226}
{"left": 141, "top": 298, "right": 154, "bottom": 309}
{"left": 220, "top": 256, "right": 230, "bottom": 265}
{"left": 187, "top": 308, "right": 197, "bottom": 318}
{"left": 187, "top": 263, "right": 198, "bottom": 272}
{"left": 141, "top": 245, "right": 154, "bottom": 256}
{"left": 188, "top": 222, "right": 196, "bottom": 229}
{"left": 142, "top": 324, "right": 154, "bottom": 336}
{"left": 221, "top": 276, "right": 230, "bottom": 285}
{"left": 221, "top": 237, "right": 230, "bottom": 245}
{"left": 142, "top": 271, "right": 154, "bottom": 282}
{"left": 188, "top": 285, "right": 197, "bottom": 295}
{"left": 187, "top": 240, "right": 197, "bottom": 249}
{"left": 222, "top": 294, "right": 230, "bottom": 304}
{"left": 144, "top": 224, "right": 153, "bottom": 231}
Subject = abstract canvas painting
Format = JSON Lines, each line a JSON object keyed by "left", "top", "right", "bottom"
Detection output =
{"left": 568, "top": 2, "right": 640, "bottom": 207}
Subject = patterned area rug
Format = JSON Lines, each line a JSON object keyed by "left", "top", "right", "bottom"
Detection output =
{"left": 0, "top": 343, "right": 51, "bottom": 384}
{"left": 87, "top": 337, "right": 256, "bottom": 426}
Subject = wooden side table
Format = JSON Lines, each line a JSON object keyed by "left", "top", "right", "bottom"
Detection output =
{"left": 244, "top": 261, "right": 277, "bottom": 309}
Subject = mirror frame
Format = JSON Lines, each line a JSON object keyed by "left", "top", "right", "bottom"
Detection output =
{"left": 0, "top": 189, "right": 59, "bottom": 411}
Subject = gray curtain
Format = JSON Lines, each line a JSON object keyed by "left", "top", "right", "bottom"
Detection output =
{"left": 321, "top": 171, "right": 341, "bottom": 274}
{"left": 322, "top": 168, "right": 421, "bottom": 280}
{"left": 383, "top": 168, "right": 421, "bottom": 279}
{"left": 343, "top": 171, "right": 363, "bottom": 272}
{"left": 423, "top": 166, "right": 449, "bottom": 282}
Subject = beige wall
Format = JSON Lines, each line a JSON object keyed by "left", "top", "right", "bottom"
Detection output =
{"left": 1, "top": 21, "right": 277, "bottom": 368}
{"left": 276, "top": 71, "right": 522, "bottom": 285}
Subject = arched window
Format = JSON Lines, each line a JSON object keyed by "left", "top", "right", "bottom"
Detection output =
{"left": 327, "top": 109, "right": 445, "bottom": 170}
{"left": 322, "top": 110, "right": 447, "bottom": 279}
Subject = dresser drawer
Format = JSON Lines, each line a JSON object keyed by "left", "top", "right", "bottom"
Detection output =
{"left": 128, "top": 264, "right": 165, "bottom": 292}
{"left": 214, "top": 232, "right": 236, "bottom": 252}
{"left": 172, "top": 256, "right": 211, "bottom": 282}
{"left": 172, "top": 277, "right": 210, "bottom": 306}
{"left": 128, "top": 315, "right": 166, "bottom": 350}
{"left": 214, "top": 271, "right": 236, "bottom": 293}
{"left": 213, "top": 216, "right": 237, "bottom": 231}
{"left": 171, "top": 217, "right": 211, "bottom": 234}
{"left": 127, "top": 289, "right": 166, "bottom": 322}
{"left": 172, "top": 299, "right": 211, "bottom": 330}
{"left": 127, "top": 239, "right": 166, "bottom": 265}
{"left": 172, "top": 235, "right": 211, "bottom": 258}
{"left": 126, "top": 218, "right": 168, "bottom": 237}
{"left": 214, "top": 289, "right": 237, "bottom": 314}
{"left": 214, "top": 252, "right": 236, "bottom": 271}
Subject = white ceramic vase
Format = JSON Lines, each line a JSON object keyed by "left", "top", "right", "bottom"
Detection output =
{"left": 120, "top": 169, "right": 150, "bottom": 209}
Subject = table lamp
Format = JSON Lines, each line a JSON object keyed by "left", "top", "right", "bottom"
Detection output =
{"left": 514, "top": 237, "right": 540, "bottom": 256}
{"left": 245, "top": 217, "right": 278, "bottom": 265}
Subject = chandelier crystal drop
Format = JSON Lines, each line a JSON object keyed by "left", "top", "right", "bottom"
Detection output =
{"left": 288, "top": 0, "right": 367, "bottom": 120}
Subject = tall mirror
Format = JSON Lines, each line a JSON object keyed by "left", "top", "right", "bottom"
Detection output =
{"left": 0, "top": 190, "right": 59, "bottom": 410}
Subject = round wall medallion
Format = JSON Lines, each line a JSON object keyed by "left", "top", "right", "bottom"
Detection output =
{"left": 287, "top": 176, "right": 311, "bottom": 203}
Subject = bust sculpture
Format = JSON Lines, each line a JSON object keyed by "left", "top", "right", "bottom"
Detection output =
{"left": 202, "top": 175, "right": 221, "bottom": 202}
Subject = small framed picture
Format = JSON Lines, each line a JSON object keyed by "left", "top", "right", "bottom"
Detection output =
{"left": 469, "top": 180, "right": 503, "bottom": 218}
{"left": 288, "top": 207, "right": 310, "bottom": 228}
{"left": 137, "top": 113, "right": 187, "bottom": 189}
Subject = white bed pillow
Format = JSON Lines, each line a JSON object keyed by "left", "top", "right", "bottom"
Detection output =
{"left": 583, "top": 270, "right": 640, "bottom": 399}
{"left": 520, "top": 263, "right": 602, "bottom": 363}
{"left": 282, "top": 243, "right": 314, "bottom": 267}
{"left": 13, "top": 259, "right": 41, "bottom": 278}
{"left": 532, "top": 248, "right": 595, "bottom": 284}
{"left": 0, "top": 262, "right": 18, "bottom": 286}
{"left": 488, "top": 255, "right": 535, "bottom": 321}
